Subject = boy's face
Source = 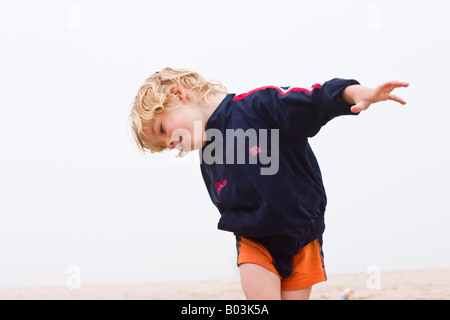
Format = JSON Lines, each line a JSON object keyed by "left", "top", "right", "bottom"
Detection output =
{"left": 143, "top": 96, "right": 207, "bottom": 152}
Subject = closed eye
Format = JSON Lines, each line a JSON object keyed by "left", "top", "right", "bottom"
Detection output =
{"left": 160, "top": 124, "right": 165, "bottom": 135}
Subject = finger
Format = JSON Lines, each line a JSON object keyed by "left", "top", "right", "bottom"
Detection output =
{"left": 351, "top": 102, "right": 367, "bottom": 113}
{"left": 388, "top": 81, "right": 409, "bottom": 87}
{"left": 374, "top": 82, "right": 397, "bottom": 97}
{"left": 394, "top": 81, "right": 409, "bottom": 87}
{"left": 381, "top": 81, "right": 410, "bottom": 91}
{"left": 350, "top": 105, "right": 361, "bottom": 113}
{"left": 389, "top": 94, "right": 407, "bottom": 105}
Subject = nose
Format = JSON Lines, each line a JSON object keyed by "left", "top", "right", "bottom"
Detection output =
{"left": 168, "top": 135, "right": 182, "bottom": 150}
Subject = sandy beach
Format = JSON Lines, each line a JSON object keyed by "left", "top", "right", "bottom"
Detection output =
{"left": 0, "top": 269, "right": 448, "bottom": 300}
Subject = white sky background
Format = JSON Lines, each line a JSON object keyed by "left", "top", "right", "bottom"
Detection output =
{"left": 0, "top": 0, "right": 449, "bottom": 287}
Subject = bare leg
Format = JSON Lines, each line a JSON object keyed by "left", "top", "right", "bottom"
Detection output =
{"left": 281, "top": 286, "right": 312, "bottom": 300}
{"left": 239, "top": 263, "right": 281, "bottom": 300}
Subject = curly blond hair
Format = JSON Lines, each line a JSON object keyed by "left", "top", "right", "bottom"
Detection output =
{"left": 129, "top": 67, "right": 227, "bottom": 156}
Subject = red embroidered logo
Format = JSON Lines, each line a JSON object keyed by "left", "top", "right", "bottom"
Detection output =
{"left": 248, "top": 143, "right": 262, "bottom": 158}
{"left": 216, "top": 179, "right": 227, "bottom": 195}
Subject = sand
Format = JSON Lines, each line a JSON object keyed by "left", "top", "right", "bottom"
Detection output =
{"left": 0, "top": 269, "right": 448, "bottom": 300}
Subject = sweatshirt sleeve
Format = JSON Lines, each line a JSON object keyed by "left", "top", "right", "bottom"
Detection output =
{"left": 254, "top": 78, "right": 361, "bottom": 139}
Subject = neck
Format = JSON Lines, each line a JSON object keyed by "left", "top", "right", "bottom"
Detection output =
{"left": 202, "top": 93, "right": 227, "bottom": 124}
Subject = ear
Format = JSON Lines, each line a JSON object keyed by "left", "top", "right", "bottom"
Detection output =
{"left": 169, "top": 84, "right": 187, "bottom": 103}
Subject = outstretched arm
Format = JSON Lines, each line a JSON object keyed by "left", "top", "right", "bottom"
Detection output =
{"left": 342, "top": 81, "right": 410, "bottom": 113}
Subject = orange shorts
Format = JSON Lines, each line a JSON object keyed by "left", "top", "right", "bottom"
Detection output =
{"left": 236, "top": 237, "right": 327, "bottom": 291}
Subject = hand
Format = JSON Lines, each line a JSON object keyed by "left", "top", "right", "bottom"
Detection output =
{"left": 347, "top": 81, "right": 410, "bottom": 113}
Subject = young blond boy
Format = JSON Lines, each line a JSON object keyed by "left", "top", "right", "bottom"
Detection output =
{"left": 129, "top": 68, "right": 408, "bottom": 300}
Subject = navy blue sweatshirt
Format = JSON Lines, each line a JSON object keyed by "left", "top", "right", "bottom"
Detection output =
{"left": 199, "top": 78, "right": 360, "bottom": 277}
